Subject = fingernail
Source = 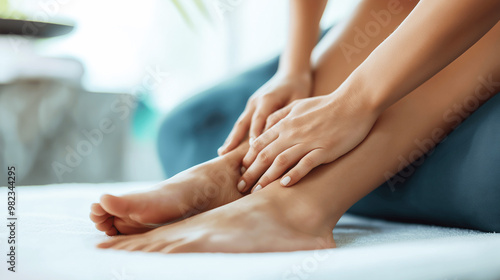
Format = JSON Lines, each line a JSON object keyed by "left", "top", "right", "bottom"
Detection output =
{"left": 249, "top": 137, "right": 255, "bottom": 145}
{"left": 253, "top": 184, "right": 262, "bottom": 193}
{"left": 217, "top": 146, "right": 224, "bottom": 155}
{"left": 240, "top": 166, "right": 246, "bottom": 174}
{"left": 280, "top": 176, "right": 291, "bottom": 186}
{"left": 237, "top": 180, "right": 246, "bottom": 191}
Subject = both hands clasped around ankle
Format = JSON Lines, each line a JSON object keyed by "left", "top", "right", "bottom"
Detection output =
{"left": 236, "top": 85, "right": 381, "bottom": 193}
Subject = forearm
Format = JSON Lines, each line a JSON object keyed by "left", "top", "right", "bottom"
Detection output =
{"left": 342, "top": 0, "right": 500, "bottom": 113}
{"left": 278, "top": 0, "right": 328, "bottom": 76}
{"left": 310, "top": 0, "right": 416, "bottom": 93}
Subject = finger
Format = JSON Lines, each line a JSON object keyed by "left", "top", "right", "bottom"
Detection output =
{"left": 251, "top": 144, "right": 310, "bottom": 192}
{"left": 249, "top": 104, "right": 274, "bottom": 140}
{"left": 242, "top": 125, "right": 280, "bottom": 168}
{"left": 238, "top": 136, "right": 288, "bottom": 192}
{"left": 220, "top": 111, "right": 251, "bottom": 154}
{"left": 280, "top": 149, "right": 326, "bottom": 187}
{"left": 265, "top": 103, "right": 292, "bottom": 131}
{"left": 218, "top": 108, "right": 253, "bottom": 155}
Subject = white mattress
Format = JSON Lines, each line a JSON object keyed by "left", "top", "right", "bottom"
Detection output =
{"left": 1, "top": 182, "right": 499, "bottom": 280}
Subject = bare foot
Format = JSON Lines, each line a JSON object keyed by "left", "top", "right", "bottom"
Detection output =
{"left": 97, "top": 185, "right": 336, "bottom": 253}
{"left": 89, "top": 156, "right": 244, "bottom": 236}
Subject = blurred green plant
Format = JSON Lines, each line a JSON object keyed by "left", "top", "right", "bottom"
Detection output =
{"left": 0, "top": 0, "right": 27, "bottom": 19}
{"left": 1, "top": 0, "right": 219, "bottom": 26}
{"left": 171, "top": 0, "right": 213, "bottom": 31}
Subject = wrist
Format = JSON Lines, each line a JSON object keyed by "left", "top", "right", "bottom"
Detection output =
{"left": 335, "top": 71, "right": 386, "bottom": 117}
{"left": 275, "top": 66, "right": 312, "bottom": 83}
{"left": 277, "top": 56, "right": 312, "bottom": 78}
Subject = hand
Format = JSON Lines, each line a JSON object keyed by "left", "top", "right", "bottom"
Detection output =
{"left": 237, "top": 92, "right": 379, "bottom": 192}
{"left": 218, "top": 71, "right": 312, "bottom": 156}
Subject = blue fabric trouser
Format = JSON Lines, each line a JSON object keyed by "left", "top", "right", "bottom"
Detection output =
{"left": 158, "top": 57, "right": 500, "bottom": 232}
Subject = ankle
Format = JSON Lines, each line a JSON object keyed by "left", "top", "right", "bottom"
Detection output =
{"left": 254, "top": 186, "right": 339, "bottom": 236}
{"left": 209, "top": 153, "right": 241, "bottom": 186}
{"left": 198, "top": 156, "right": 244, "bottom": 209}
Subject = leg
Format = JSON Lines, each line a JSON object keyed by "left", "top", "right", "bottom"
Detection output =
{"left": 309, "top": 1, "right": 500, "bottom": 231}
{"left": 350, "top": 92, "right": 500, "bottom": 231}
{"left": 98, "top": 21, "right": 500, "bottom": 253}
{"left": 90, "top": 0, "right": 415, "bottom": 236}
{"left": 311, "top": 0, "right": 416, "bottom": 93}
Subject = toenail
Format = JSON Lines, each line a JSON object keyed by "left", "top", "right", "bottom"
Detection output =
{"left": 237, "top": 180, "right": 246, "bottom": 191}
{"left": 240, "top": 166, "right": 246, "bottom": 174}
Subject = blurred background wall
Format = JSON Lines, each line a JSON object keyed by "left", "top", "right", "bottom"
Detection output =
{"left": 0, "top": 0, "right": 359, "bottom": 186}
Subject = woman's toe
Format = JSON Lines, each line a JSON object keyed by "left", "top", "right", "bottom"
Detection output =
{"left": 89, "top": 212, "right": 111, "bottom": 224}
{"left": 114, "top": 239, "right": 142, "bottom": 251}
{"left": 162, "top": 241, "right": 201, "bottom": 254}
{"left": 91, "top": 203, "right": 108, "bottom": 216}
{"left": 127, "top": 240, "right": 153, "bottom": 252}
{"left": 99, "top": 194, "right": 130, "bottom": 217}
{"left": 97, "top": 236, "right": 128, "bottom": 249}
{"left": 95, "top": 216, "right": 114, "bottom": 232}
{"left": 141, "top": 241, "right": 171, "bottom": 252}
{"left": 112, "top": 217, "right": 152, "bottom": 235}
{"left": 105, "top": 227, "right": 118, "bottom": 236}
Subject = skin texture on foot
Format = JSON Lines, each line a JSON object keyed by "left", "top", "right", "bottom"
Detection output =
{"left": 89, "top": 155, "right": 244, "bottom": 236}
{"left": 97, "top": 185, "right": 336, "bottom": 253}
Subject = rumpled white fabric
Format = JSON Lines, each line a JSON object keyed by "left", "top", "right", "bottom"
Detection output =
{"left": 1, "top": 182, "right": 499, "bottom": 280}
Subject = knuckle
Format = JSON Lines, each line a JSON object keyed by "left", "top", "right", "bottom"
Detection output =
{"left": 267, "top": 114, "right": 277, "bottom": 125}
{"left": 258, "top": 151, "right": 272, "bottom": 165}
{"left": 254, "top": 113, "right": 266, "bottom": 121}
{"left": 277, "top": 120, "right": 286, "bottom": 130}
{"left": 236, "top": 117, "right": 245, "bottom": 126}
{"left": 302, "top": 156, "right": 316, "bottom": 168}
{"left": 285, "top": 127, "right": 298, "bottom": 138}
{"left": 289, "top": 116, "right": 300, "bottom": 124}
{"left": 242, "top": 159, "right": 251, "bottom": 168}
{"left": 248, "top": 95, "right": 257, "bottom": 104}
{"left": 275, "top": 153, "right": 288, "bottom": 166}
{"left": 259, "top": 175, "right": 271, "bottom": 185}
{"left": 261, "top": 94, "right": 273, "bottom": 101}
{"left": 244, "top": 170, "right": 260, "bottom": 184}
{"left": 242, "top": 153, "right": 254, "bottom": 167}
{"left": 242, "top": 173, "right": 254, "bottom": 184}
{"left": 281, "top": 118, "right": 292, "bottom": 128}
{"left": 252, "top": 139, "right": 265, "bottom": 151}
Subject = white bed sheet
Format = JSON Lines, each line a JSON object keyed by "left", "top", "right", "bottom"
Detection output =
{"left": 1, "top": 182, "right": 499, "bottom": 280}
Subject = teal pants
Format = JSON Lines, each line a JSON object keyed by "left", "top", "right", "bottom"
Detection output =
{"left": 158, "top": 57, "right": 500, "bottom": 232}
